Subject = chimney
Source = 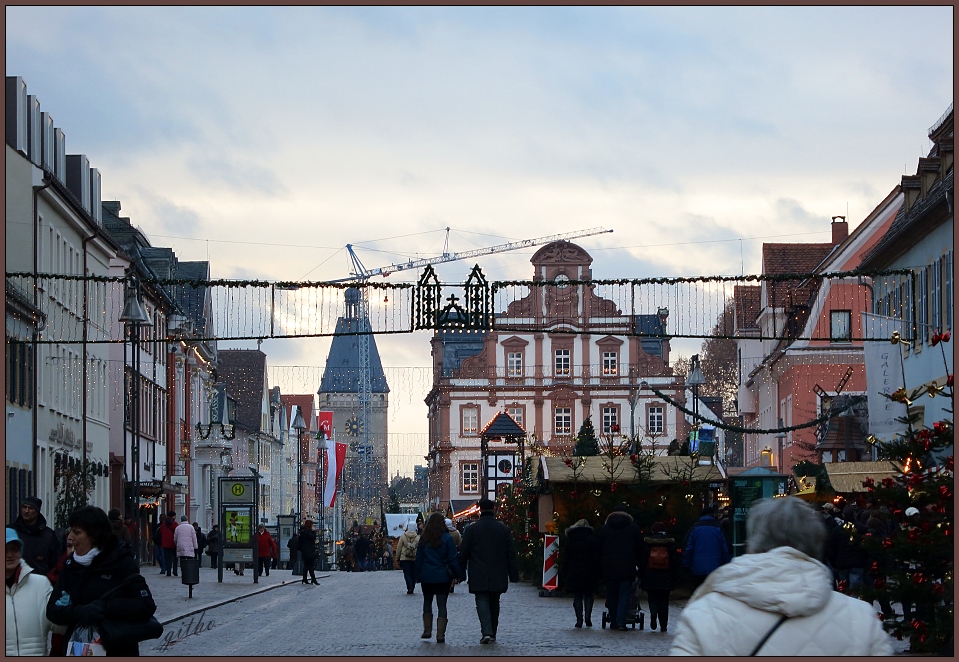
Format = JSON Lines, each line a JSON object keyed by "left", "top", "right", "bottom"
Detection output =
{"left": 831, "top": 216, "right": 848, "bottom": 245}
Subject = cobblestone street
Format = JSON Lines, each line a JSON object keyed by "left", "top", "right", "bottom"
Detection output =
{"left": 146, "top": 566, "right": 683, "bottom": 656}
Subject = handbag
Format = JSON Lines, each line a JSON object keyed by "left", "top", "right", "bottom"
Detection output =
{"left": 66, "top": 625, "right": 106, "bottom": 656}
{"left": 92, "top": 574, "right": 165, "bottom": 648}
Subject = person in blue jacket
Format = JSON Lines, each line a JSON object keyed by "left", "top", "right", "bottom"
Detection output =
{"left": 683, "top": 505, "right": 731, "bottom": 591}
{"left": 414, "top": 513, "right": 464, "bottom": 643}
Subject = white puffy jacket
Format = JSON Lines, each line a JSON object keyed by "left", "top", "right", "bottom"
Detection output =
{"left": 174, "top": 521, "right": 198, "bottom": 557}
{"left": 670, "top": 546, "right": 893, "bottom": 656}
{"left": 5, "top": 560, "right": 53, "bottom": 656}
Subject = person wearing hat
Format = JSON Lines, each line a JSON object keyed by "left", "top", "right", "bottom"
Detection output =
{"left": 173, "top": 515, "right": 198, "bottom": 577}
{"left": 11, "top": 496, "right": 61, "bottom": 579}
{"left": 597, "top": 503, "right": 646, "bottom": 631}
{"left": 6, "top": 528, "right": 55, "bottom": 655}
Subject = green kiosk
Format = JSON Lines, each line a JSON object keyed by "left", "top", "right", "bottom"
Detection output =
{"left": 729, "top": 467, "right": 788, "bottom": 557}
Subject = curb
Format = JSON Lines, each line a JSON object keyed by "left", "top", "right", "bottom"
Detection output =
{"left": 159, "top": 574, "right": 331, "bottom": 626}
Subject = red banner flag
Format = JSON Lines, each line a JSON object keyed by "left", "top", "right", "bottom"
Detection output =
{"left": 325, "top": 441, "right": 348, "bottom": 508}
{"left": 317, "top": 411, "right": 333, "bottom": 440}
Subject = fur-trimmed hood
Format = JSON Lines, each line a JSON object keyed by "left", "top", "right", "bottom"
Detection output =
{"left": 604, "top": 511, "right": 634, "bottom": 529}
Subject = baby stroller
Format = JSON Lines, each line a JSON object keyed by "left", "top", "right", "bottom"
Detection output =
{"left": 601, "top": 579, "right": 645, "bottom": 630}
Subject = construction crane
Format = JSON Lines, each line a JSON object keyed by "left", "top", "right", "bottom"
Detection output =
{"left": 331, "top": 226, "right": 613, "bottom": 523}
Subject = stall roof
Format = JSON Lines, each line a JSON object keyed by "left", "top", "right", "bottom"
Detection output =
{"left": 823, "top": 461, "right": 902, "bottom": 494}
{"left": 542, "top": 455, "right": 724, "bottom": 485}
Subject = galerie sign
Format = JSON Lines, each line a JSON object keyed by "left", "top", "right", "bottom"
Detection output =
{"left": 862, "top": 313, "right": 908, "bottom": 439}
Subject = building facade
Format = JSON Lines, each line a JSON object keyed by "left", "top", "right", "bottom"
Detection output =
{"left": 424, "top": 241, "right": 683, "bottom": 514}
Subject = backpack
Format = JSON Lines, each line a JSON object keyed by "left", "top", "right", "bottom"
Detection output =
{"left": 648, "top": 545, "right": 670, "bottom": 570}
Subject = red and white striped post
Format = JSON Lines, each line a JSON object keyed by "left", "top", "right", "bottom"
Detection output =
{"left": 542, "top": 534, "right": 560, "bottom": 590}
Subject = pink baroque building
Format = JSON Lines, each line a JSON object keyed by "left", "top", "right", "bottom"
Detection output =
{"left": 424, "top": 241, "right": 685, "bottom": 516}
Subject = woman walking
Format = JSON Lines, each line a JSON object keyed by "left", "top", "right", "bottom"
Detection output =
{"left": 641, "top": 522, "right": 680, "bottom": 633}
{"left": 6, "top": 528, "right": 55, "bottom": 655}
{"left": 414, "top": 513, "right": 464, "bottom": 643}
{"left": 560, "top": 518, "right": 600, "bottom": 628}
{"left": 46, "top": 506, "right": 157, "bottom": 656}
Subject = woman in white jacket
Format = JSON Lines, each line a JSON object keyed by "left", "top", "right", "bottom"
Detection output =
{"left": 670, "top": 497, "right": 893, "bottom": 656}
{"left": 5, "top": 528, "right": 54, "bottom": 656}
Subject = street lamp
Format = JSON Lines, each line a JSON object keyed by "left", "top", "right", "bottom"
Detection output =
{"left": 317, "top": 432, "right": 328, "bottom": 571}
{"left": 775, "top": 418, "right": 787, "bottom": 473}
{"left": 291, "top": 406, "right": 306, "bottom": 522}
{"left": 119, "top": 273, "right": 152, "bottom": 560}
{"left": 686, "top": 354, "right": 706, "bottom": 452}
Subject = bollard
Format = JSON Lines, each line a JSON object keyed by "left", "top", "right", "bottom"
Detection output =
{"left": 180, "top": 557, "right": 200, "bottom": 598}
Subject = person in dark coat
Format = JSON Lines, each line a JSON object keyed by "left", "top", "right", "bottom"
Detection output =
{"left": 157, "top": 512, "right": 178, "bottom": 577}
{"left": 192, "top": 523, "right": 207, "bottom": 562}
{"left": 458, "top": 498, "right": 519, "bottom": 645}
{"left": 11, "top": 496, "right": 61, "bottom": 578}
{"left": 206, "top": 525, "right": 221, "bottom": 569}
{"left": 354, "top": 534, "right": 371, "bottom": 572}
{"left": 298, "top": 520, "right": 319, "bottom": 585}
{"left": 560, "top": 518, "right": 600, "bottom": 628}
{"left": 828, "top": 505, "right": 869, "bottom": 595}
{"left": 414, "top": 513, "right": 464, "bottom": 643}
{"left": 597, "top": 503, "right": 645, "bottom": 631}
{"left": 107, "top": 509, "right": 132, "bottom": 552}
{"left": 46, "top": 506, "right": 157, "bottom": 656}
{"left": 640, "top": 521, "right": 681, "bottom": 633}
{"left": 683, "top": 505, "right": 730, "bottom": 591}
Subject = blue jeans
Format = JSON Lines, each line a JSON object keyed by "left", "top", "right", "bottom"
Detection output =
{"left": 400, "top": 560, "right": 416, "bottom": 592}
{"left": 605, "top": 580, "right": 632, "bottom": 629}
{"left": 836, "top": 567, "right": 865, "bottom": 594}
{"left": 163, "top": 547, "right": 178, "bottom": 575}
{"left": 473, "top": 592, "right": 502, "bottom": 638}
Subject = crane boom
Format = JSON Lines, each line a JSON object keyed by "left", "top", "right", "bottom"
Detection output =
{"left": 333, "top": 226, "right": 612, "bottom": 283}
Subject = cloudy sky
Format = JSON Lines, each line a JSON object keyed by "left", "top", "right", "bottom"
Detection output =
{"left": 7, "top": 6, "right": 953, "bottom": 473}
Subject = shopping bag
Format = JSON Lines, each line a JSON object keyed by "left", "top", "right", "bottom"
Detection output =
{"left": 66, "top": 625, "right": 107, "bottom": 656}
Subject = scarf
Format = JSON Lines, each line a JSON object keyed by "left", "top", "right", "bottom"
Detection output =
{"left": 72, "top": 547, "right": 101, "bottom": 566}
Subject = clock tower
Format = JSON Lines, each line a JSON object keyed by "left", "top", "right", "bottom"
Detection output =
{"left": 318, "top": 288, "right": 390, "bottom": 526}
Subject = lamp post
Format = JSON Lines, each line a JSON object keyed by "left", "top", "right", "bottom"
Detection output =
{"left": 686, "top": 354, "right": 706, "bottom": 452}
{"left": 291, "top": 406, "right": 306, "bottom": 523}
{"left": 119, "top": 273, "right": 152, "bottom": 561}
{"left": 775, "top": 418, "right": 787, "bottom": 473}
{"left": 317, "top": 433, "right": 328, "bottom": 571}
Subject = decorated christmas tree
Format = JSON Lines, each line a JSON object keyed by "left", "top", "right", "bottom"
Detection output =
{"left": 858, "top": 331, "right": 953, "bottom": 654}
{"left": 573, "top": 416, "right": 600, "bottom": 456}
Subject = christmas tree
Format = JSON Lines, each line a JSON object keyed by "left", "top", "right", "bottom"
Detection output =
{"left": 857, "top": 330, "right": 953, "bottom": 654}
{"left": 573, "top": 416, "right": 600, "bottom": 456}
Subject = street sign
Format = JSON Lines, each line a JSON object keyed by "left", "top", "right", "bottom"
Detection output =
{"left": 220, "top": 478, "right": 255, "bottom": 504}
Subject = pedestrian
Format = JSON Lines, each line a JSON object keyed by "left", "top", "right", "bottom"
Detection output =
{"left": 641, "top": 522, "right": 681, "bottom": 633}
{"left": 174, "top": 516, "right": 198, "bottom": 576}
{"left": 256, "top": 524, "right": 273, "bottom": 577}
{"left": 828, "top": 504, "right": 869, "bottom": 596}
{"left": 270, "top": 533, "right": 279, "bottom": 571}
{"left": 415, "top": 513, "right": 464, "bottom": 643}
{"left": 192, "top": 523, "right": 207, "bottom": 562}
{"left": 107, "top": 509, "right": 132, "bottom": 551}
{"left": 46, "top": 506, "right": 158, "bottom": 656}
{"left": 458, "top": 498, "right": 519, "bottom": 645}
{"left": 10, "top": 496, "right": 61, "bottom": 578}
{"left": 299, "top": 520, "right": 319, "bottom": 585}
{"left": 206, "top": 525, "right": 221, "bottom": 569}
{"left": 396, "top": 522, "right": 419, "bottom": 593}
{"left": 341, "top": 538, "right": 354, "bottom": 572}
{"left": 354, "top": 533, "right": 371, "bottom": 572}
{"left": 559, "top": 518, "right": 600, "bottom": 628}
{"left": 158, "top": 511, "right": 178, "bottom": 577}
{"left": 682, "top": 505, "right": 730, "bottom": 591}
{"left": 6, "top": 528, "right": 55, "bottom": 655}
{"left": 445, "top": 518, "right": 462, "bottom": 591}
{"left": 597, "top": 503, "right": 645, "bottom": 632}
{"left": 669, "top": 497, "right": 893, "bottom": 655}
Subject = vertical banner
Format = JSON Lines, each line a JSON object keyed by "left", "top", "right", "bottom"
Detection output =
{"left": 542, "top": 534, "right": 559, "bottom": 590}
{"left": 317, "top": 411, "right": 333, "bottom": 440}
{"left": 862, "top": 312, "right": 908, "bottom": 439}
{"left": 325, "top": 441, "right": 348, "bottom": 507}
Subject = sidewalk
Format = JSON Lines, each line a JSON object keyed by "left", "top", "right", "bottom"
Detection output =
{"left": 143, "top": 563, "right": 322, "bottom": 625}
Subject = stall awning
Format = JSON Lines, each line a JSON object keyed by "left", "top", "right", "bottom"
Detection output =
{"left": 449, "top": 499, "right": 479, "bottom": 519}
{"left": 542, "top": 455, "right": 725, "bottom": 485}
{"left": 823, "top": 461, "right": 902, "bottom": 494}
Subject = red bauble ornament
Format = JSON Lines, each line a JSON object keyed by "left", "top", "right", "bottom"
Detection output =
{"left": 942, "top": 331, "right": 951, "bottom": 342}
{"left": 939, "top": 485, "right": 951, "bottom": 499}
{"left": 569, "top": 490, "right": 578, "bottom": 500}
{"left": 911, "top": 619, "right": 923, "bottom": 630}
{"left": 863, "top": 477, "right": 875, "bottom": 488}
{"left": 869, "top": 561, "right": 880, "bottom": 574}
{"left": 837, "top": 579, "right": 849, "bottom": 593}
{"left": 668, "top": 517, "right": 677, "bottom": 526}
{"left": 609, "top": 482, "right": 618, "bottom": 492}
{"left": 912, "top": 572, "right": 926, "bottom": 585}
{"left": 933, "top": 582, "right": 945, "bottom": 596}
{"left": 882, "top": 537, "right": 893, "bottom": 549}
{"left": 874, "top": 577, "right": 886, "bottom": 589}
{"left": 946, "top": 456, "right": 954, "bottom": 472}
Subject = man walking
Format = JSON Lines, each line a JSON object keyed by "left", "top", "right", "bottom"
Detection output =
{"left": 207, "top": 524, "right": 221, "bottom": 569}
{"left": 159, "top": 511, "right": 179, "bottom": 576}
{"left": 597, "top": 503, "right": 645, "bottom": 631}
{"left": 10, "top": 496, "right": 60, "bottom": 578}
{"left": 458, "top": 498, "right": 519, "bottom": 644}
{"left": 683, "top": 505, "right": 731, "bottom": 591}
